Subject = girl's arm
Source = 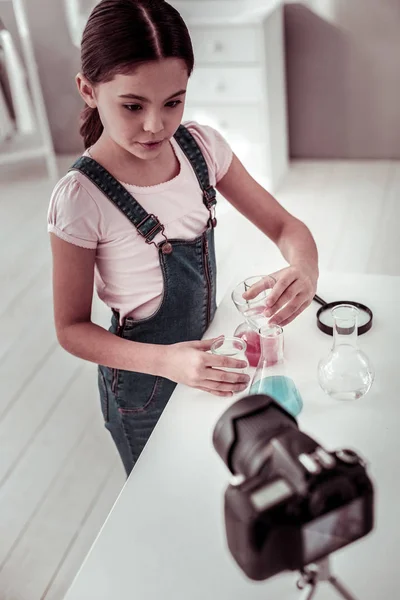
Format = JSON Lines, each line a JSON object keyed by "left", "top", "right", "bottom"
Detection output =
{"left": 216, "top": 154, "right": 318, "bottom": 269}
{"left": 50, "top": 233, "right": 164, "bottom": 375}
{"left": 216, "top": 154, "right": 319, "bottom": 327}
{"left": 49, "top": 235, "right": 248, "bottom": 396}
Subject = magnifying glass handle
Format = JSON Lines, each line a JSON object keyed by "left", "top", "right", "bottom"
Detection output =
{"left": 313, "top": 294, "right": 327, "bottom": 306}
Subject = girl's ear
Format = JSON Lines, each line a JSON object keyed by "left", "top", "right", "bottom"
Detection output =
{"left": 76, "top": 72, "right": 97, "bottom": 108}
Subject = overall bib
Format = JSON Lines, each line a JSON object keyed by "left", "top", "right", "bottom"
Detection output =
{"left": 70, "top": 125, "right": 218, "bottom": 475}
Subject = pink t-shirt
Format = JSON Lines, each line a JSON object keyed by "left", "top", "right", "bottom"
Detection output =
{"left": 47, "top": 121, "right": 233, "bottom": 323}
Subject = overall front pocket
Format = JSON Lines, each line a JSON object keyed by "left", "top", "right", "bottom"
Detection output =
{"left": 114, "top": 371, "right": 162, "bottom": 413}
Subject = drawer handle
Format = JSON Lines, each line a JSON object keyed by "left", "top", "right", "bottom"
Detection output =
{"left": 213, "top": 41, "right": 224, "bottom": 53}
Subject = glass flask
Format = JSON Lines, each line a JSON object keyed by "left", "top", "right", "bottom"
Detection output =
{"left": 317, "top": 304, "right": 375, "bottom": 400}
{"left": 231, "top": 275, "right": 276, "bottom": 366}
{"left": 249, "top": 325, "right": 303, "bottom": 417}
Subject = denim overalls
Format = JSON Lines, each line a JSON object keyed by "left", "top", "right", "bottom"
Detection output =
{"left": 70, "top": 125, "right": 218, "bottom": 475}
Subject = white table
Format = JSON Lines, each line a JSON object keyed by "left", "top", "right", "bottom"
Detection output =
{"left": 65, "top": 271, "right": 400, "bottom": 600}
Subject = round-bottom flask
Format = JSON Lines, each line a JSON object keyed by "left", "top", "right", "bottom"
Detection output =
{"left": 317, "top": 304, "right": 375, "bottom": 400}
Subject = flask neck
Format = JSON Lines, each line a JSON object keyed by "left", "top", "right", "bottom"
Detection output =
{"left": 332, "top": 307, "right": 358, "bottom": 348}
{"left": 259, "top": 326, "right": 284, "bottom": 366}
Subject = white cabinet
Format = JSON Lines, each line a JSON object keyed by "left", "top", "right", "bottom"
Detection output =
{"left": 188, "top": 25, "right": 261, "bottom": 63}
{"left": 180, "top": 3, "right": 289, "bottom": 192}
{"left": 183, "top": 105, "right": 265, "bottom": 143}
{"left": 187, "top": 66, "right": 265, "bottom": 104}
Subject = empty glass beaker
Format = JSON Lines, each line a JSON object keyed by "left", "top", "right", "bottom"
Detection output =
{"left": 250, "top": 325, "right": 303, "bottom": 417}
{"left": 317, "top": 304, "right": 375, "bottom": 400}
{"left": 210, "top": 336, "right": 249, "bottom": 374}
{"left": 211, "top": 336, "right": 250, "bottom": 396}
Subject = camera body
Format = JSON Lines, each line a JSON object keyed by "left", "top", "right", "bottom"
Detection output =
{"left": 213, "top": 395, "right": 374, "bottom": 581}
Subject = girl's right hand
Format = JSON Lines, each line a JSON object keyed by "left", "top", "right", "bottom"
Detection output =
{"left": 160, "top": 338, "right": 250, "bottom": 397}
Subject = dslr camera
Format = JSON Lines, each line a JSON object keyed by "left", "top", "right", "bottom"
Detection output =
{"left": 212, "top": 394, "right": 374, "bottom": 581}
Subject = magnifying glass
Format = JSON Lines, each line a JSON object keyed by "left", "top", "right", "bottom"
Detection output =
{"left": 313, "top": 294, "right": 373, "bottom": 336}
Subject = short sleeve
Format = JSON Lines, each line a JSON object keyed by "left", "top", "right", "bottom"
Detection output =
{"left": 47, "top": 173, "right": 102, "bottom": 249}
{"left": 183, "top": 121, "right": 233, "bottom": 185}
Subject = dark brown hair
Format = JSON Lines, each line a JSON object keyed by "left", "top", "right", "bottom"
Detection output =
{"left": 79, "top": 0, "right": 194, "bottom": 148}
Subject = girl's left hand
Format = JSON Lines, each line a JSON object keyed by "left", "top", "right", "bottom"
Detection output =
{"left": 242, "top": 263, "right": 318, "bottom": 328}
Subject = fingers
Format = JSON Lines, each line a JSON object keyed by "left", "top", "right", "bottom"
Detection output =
{"left": 197, "top": 386, "right": 233, "bottom": 397}
{"left": 207, "top": 381, "right": 250, "bottom": 394}
{"left": 190, "top": 336, "right": 224, "bottom": 351}
{"left": 204, "top": 353, "right": 248, "bottom": 370}
{"left": 265, "top": 281, "right": 303, "bottom": 319}
{"left": 197, "top": 379, "right": 250, "bottom": 396}
{"left": 262, "top": 272, "right": 298, "bottom": 310}
{"left": 242, "top": 275, "right": 276, "bottom": 300}
{"left": 242, "top": 280, "right": 267, "bottom": 300}
{"left": 206, "top": 368, "right": 250, "bottom": 385}
{"left": 271, "top": 299, "right": 310, "bottom": 327}
{"left": 203, "top": 367, "right": 250, "bottom": 395}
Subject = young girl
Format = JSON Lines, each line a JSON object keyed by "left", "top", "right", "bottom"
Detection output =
{"left": 48, "top": 0, "right": 319, "bottom": 476}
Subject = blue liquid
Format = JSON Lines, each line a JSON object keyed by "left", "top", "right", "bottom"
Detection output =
{"left": 250, "top": 376, "right": 303, "bottom": 417}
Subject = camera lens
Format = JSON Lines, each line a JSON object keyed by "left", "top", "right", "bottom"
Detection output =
{"left": 213, "top": 394, "right": 298, "bottom": 478}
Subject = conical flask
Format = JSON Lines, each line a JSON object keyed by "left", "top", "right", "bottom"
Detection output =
{"left": 317, "top": 304, "right": 375, "bottom": 400}
{"left": 249, "top": 325, "right": 303, "bottom": 417}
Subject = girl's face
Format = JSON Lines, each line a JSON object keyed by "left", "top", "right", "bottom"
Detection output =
{"left": 77, "top": 58, "right": 189, "bottom": 160}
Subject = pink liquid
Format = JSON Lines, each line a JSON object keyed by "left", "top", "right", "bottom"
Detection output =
{"left": 235, "top": 328, "right": 284, "bottom": 367}
{"left": 235, "top": 329, "right": 261, "bottom": 367}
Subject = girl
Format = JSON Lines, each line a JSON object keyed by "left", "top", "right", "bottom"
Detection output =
{"left": 48, "top": 0, "right": 319, "bottom": 476}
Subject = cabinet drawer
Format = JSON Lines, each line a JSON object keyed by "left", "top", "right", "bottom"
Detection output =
{"left": 183, "top": 105, "right": 265, "bottom": 143}
{"left": 187, "top": 67, "right": 264, "bottom": 104}
{"left": 189, "top": 26, "right": 261, "bottom": 64}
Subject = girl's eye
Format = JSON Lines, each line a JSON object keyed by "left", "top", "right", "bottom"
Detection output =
{"left": 165, "top": 100, "right": 182, "bottom": 108}
{"left": 124, "top": 104, "right": 142, "bottom": 112}
{"left": 124, "top": 100, "right": 182, "bottom": 112}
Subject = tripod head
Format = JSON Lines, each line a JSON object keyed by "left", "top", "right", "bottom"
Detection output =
{"left": 296, "top": 558, "right": 358, "bottom": 600}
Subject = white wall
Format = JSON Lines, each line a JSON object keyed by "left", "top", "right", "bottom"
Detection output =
{"left": 285, "top": 0, "right": 400, "bottom": 158}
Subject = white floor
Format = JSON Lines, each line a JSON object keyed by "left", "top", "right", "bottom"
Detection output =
{"left": 0, "top": 157, "right": 399, "bottom": 600}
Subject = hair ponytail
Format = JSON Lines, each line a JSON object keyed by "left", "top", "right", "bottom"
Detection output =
{"left": 79, "top": 105, "right": 103, "bottom": 149}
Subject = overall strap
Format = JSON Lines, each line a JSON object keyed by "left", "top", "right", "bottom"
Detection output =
{"left": 69, "top": 125, "right": 217, "bottom": 252}
{"left": 69, "top": 157, "right": 170, "bottom": 251}
{"left": 173, "top": 124, "right": 217, "bottom": 227}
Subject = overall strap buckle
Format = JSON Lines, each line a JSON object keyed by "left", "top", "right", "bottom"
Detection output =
{"left": 136, "top": 214, "right": 163, "bottom": 243}
{"left": 136, "top": 214, "right": 172, "bottom": 254}
{"left": 69, "top": 158, "right": 173, "bottom": 252}
{"left": 203, "top": 187, "right": 217, "bottom": 228}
